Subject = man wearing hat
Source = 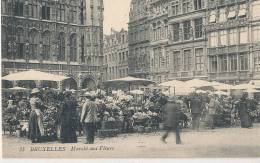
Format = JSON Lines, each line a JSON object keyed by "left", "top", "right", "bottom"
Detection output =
{"left": 161, "top": 95, "right": 182, "bottom": 144}
{"left": 80, "top": 92, "right": 98, "bottom": 144}
{"left": 190, "top": 93, "right": 203, "bottom": 130}
{"left": 28, "top": 88, "right": 45, "bottom": 143}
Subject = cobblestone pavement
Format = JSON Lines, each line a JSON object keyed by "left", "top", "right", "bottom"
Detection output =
{"left": 2, "top": 124, "right": 260, "bottom": 158}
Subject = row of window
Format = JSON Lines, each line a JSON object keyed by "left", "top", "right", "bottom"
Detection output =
{"left": 209, "top": 2, "right": 260, "bottom": 23}
{"left": 209, "top": 53, "right": 249, "bottom": 72}
{"left": 2, "top": 31, "right": 102, "bottom": 63}
{"left": 208, "top": 26, "right": 260, "bottom": 47}
{"left": 106, "top": 51, "right": 129, "bottom": 64}
{"left": 107, "top": 67, "right": 129, "bottom": 80}
{"left": 1, "top": 0, "right": 84, "bottom": 24}
{"left": 105, "top": 34, "right": 128, "bottom": 47}
{"left": 151, "top": 48, "right": 204, "bottom": 72}
{"left": 129, "top": 28, "right": 149, "bottom": 43}
{"left": 170, "top": 0, "right": 205, "bottom": 16}
{"left": 171, "top": 17, "right": 203, "bottom": 42}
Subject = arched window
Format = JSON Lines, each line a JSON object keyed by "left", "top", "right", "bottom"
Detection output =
{"left": 16, "top": 28, "right": 25, "bottom": 59}
{"left": 42, "top": 31, "right": 50, "bottom": 60}
{"left": 58, "top": 33, "right": 65, "bottom": 61}
{"left": 80, "top": 35, "right": 85, "bottom": 63}
{"left": 70, "top": 34, "right": 77, "bottom": 62}
{"left": 29, "top": 29, "right": 39, "bottom": 60}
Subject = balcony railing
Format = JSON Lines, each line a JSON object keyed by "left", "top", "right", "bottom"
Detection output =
{"left": 207, "top": 17, "right": 249, "bottom": 32}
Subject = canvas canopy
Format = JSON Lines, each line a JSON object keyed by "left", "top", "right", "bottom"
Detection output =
{"left": 2, "top": 70, "right": 70, "bottom": 82}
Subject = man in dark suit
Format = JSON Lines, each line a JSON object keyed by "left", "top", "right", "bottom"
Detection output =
{"left": 161, "top": 96, "right": 182, "bottom": 144}
{"left": 190, "top": 94, "right": 203, "bottom": 130}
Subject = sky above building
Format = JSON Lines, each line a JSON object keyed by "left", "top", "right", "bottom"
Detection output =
{"left": 103, "top": 0, "right": 131, "bottom": 35}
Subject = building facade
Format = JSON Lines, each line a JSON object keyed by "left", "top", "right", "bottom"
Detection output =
{"left": 166, "top": 0, "right": 207, "bottom": 82}
{"left": 103, "top": 29, "right": 129, "bottom": 80}
{"left": 206, "top": 0, "right": 260, "bottom": 84}
{"left": 128, "top": 0, "right": 151, "bottom": 78}
{"left": 1, "top": 0, "right": 104, "bottom": 90}
{"left": 129, "top": 0, "right": 260, "bottom": 84}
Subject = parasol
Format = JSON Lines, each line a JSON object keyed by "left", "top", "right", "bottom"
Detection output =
{"left": 2, "top": 70, "right": 70, "bottom": 82}
{"left": 160, "top": 80, "right": 194, "bottom": 95}
{"left": 185, "top": 79, "right": 218, "bottom": 88}
{"left": 213, "top": 83, "right": 235, "bottom": 90}
{"left": 103, "top": 76, "right": 155, "bottom": 91}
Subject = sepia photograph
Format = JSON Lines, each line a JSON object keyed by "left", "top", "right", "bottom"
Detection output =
{"left": 1, "top": 0, "right": 260, "bottom": 160}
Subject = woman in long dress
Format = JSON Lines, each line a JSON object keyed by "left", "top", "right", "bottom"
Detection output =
{"left": 236, "top": 93, "right": 252, "bottom": 128}
{"left": 56, "top": 91, "right": 78, "bottom": 143}
{"left": 28, "top": 88, "right": 45, "bottom": 143}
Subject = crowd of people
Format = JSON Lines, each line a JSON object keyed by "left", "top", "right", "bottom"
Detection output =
{"left": 2, "top": 87, "right": 260, "bottom": 144}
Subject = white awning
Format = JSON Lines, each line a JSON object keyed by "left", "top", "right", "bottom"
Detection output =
{"left": 2, "top": 70, "right": 70, "bottom": 82}
{"left": 228, "top": 10, "right": 236, "bottom": 19}
{"left": 238, "top": 8, "right": 246, "bottom": 17}
{"left": 209, "top": 14, "right": 216, "bottom": 23}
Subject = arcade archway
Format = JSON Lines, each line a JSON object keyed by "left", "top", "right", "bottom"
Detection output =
{"left": 82, "top": 77, "right": 96, "bottom": 91}
{"left": 62, "top": 78, "right": 78, "bottom": 90}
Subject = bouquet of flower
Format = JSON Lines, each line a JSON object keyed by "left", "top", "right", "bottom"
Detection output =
{"left": 42, "top": 106, "right": 58, "bottom": 137}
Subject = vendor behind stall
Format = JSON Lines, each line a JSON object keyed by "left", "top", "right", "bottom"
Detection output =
{"left": 28, "top": 88, "right": 45, "bottom": 143}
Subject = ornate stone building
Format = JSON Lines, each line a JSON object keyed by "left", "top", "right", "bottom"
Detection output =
{"left": 166, "top": 0, "right": 207, "bottom": 82}
{"left": 129, "top": 0, "right": 208, "bottom": 83}
{"left": 129, "top": 0, "right": 260, "bottom": 84}
{"left": 128, "top": 0, "right": 151, "bottom": 78}
{"left": 206, "top": 0, "right": 260, "bottom": 83}
{"left": 1, "top": 0, "right": 104, "bottom": 90}
{"left": 103, "top": 29, "right": 129, "bottom": 80}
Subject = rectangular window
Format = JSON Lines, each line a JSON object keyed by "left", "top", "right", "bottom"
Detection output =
{"left": 182, "top": 0, "right": 191, "bottom": 14}
{"left": 70, "top": 6, "right": 77, "bottom": 23}
{"left": 14, "top": 0, "right": 24, "bottom": 16}
{"left": 253, "top": 51, "right": 260, "bottom": 71}
{"left": 252, "top": 2, "right": 260, "bottom": 20}
{"left": 240, "top": 53, "right": 248, "bottom": 70}
{"left": 209, "top": 32, "right": 218, "bottom": 47}
{"left": 183, "top": 49, "right": 192, "bottom": 71}
{"left": 194, "top": 0, "right": 203, "bottom": 10}
{"left": 230, "top": 54, "right": 237, "bottom": 71}
{"left": 229, "top": 28, "right": 238, "bottom": 45}
{"left": 173, "top": 51, "right": 181, "bottom": 72}
{"left": 240, "top": 27, "right": 248, "bottom": 44}
{"left": 183, "top": 21, "right": 191, "bottom": 40}
{"left": 219, "top": 55, "right": 227, "bottom": 72}
{"left": 171, "top": 0, "right": 179, "bottom": 16}
{"left": 42, "top": 1, "right": 50, "bottom": 20}
{"left": 195, "top": 18, "right": 203, "bottom": 38}
{"left": 57, "top": 4, "right": 65, "bottom": 22}
{"left": 166, "top": 51, "right": 170, "bottom": 68}
{"left": 209, "top": 10, "right": 216, "bottom": 23}
{"left": 210, "top": 56, "right": 218, "bottom": 72}
{"left": 219, "top": 8, "right": 227, "bottom": 22}
{"left": 172, "top": 23, "right": 180, "bottom": 42}
{"left": 253, "top": 26, "right": 260, "bottom": 42}
{"left": 219, "top": 30, "right": 227, "bottom": 46}
{"left": 195, "top": 48, "right": 204, "bottom": 71}
{"left": 28, "top": 3, "right": 38, "bottom": 18}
